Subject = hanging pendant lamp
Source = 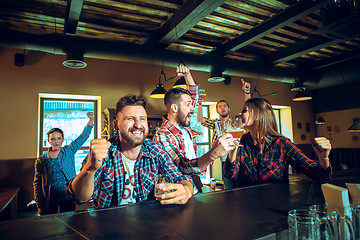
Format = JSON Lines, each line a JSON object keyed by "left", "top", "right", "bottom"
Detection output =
{"left": 150, "top": 70, "right": 167, "bottom": 99}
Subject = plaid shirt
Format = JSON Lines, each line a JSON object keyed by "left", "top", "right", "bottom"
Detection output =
{"left": 153, "top": 116, "right": 201, "bottom": 175}
{"left": 153, "top": 84, "right": 201, "bottom": 175}
{"left": 224, "top": 133, "right": 332, "bottom": 187}
{"left": 67, "top": 137, "right": 191, "bottom": 208}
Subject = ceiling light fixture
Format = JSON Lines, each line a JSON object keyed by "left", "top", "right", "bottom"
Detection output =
{"left": 315, "top": 116, "right": 325, "bottom": 125}
{"left": 63, "top": 49, "right": 87, "bottom": 69}
{"left": 150, "top": 70, "right": 167, "bottom": 99}
{"left": 165, "top": 61, "right": 188, "bottom": 89}
{"left": 173, "top": 76, "right": 187, "bottom": 89}
{"left": 293, "top": 87, "right": 312, "bottom": 101}
{"left": 208, "top": 65, "right": 225, "bottom": 82}
{"left": 348, "top": 118, "right": 360, "bottom": 132}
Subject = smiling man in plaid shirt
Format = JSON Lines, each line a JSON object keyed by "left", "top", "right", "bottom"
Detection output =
{"left": 67, "top": 95, "right": 194, "bottom": 208}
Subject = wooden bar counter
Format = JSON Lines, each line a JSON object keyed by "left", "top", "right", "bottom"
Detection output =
{"left": 0, "top": 170, "right": 359, "bottom": 240}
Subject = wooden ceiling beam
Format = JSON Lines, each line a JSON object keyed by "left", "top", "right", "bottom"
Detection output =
{"left": 266, "top": 34, "right": 343, "bottom": 64}
{"left": 311, "top": 48, "right": 360, "bottom": 70}
{"left": 145, "top": 0, "right": 226, "bottom": 47}
{"left": 64, "top": 0, "right": 84, "bottom": 34}
{"left": 209, "top": 0, "right": 324, "bottom": 56}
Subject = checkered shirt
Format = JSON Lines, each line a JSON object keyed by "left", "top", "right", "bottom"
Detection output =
{"left": 68, "top": 137, "right": 191, "bottom": 208}
{"left": 224, "top": 133, "right": 332, "bottom": 187}
{"left": 153, "top": 84, "right": 201, "bottom": 175}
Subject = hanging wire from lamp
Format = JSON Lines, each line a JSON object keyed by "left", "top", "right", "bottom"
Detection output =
{"left": 162, "top": 27, "right": 188, "bottom": 89}
{"left": 165, "top": 62, "right": 187, "bottom": 89}
{"left": 150, "top": 56, "right": 167, "bottom": 98}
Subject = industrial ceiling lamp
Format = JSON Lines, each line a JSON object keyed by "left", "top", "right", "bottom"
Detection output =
{"left": 63, "top": 49, "right": 87, "bottom": 69}
{"left": 208, "top": 65, "right": 225, "bottom": 82}
{"left": 293, "top": 87, "right": 312, "bottom": 101}
{"left": 150, "top": 70, "right": 167, "bottom": 99}
{"left": 315, "top": 115, "right": 325, "bottom": 125}
{"left": 348, "top": 118, "right": 360, "bottom": 132}
{"left": 173, "top": 76, "right": 187, "bottom": 89}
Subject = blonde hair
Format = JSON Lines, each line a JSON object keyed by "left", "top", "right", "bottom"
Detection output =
{"left": 245, "top": 98, "right": 282, "bottom": 151}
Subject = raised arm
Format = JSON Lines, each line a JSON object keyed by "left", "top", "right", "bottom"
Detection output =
{"left": 197, "top": 101, "right": 205, "bottom": 124}
{"left": 69, "top": 139, "right": 110, "bottom": 201}
{"left": 68, "top": 112, "right": 94, "bottom": 152}
{"left": 87, "top": 112, "right": 95, "bottom": 126}
{"left": 177, "top": 64, "right": 199, "bottom": 107}
{"left": 177, "top": 64, "right": 196, "bottom": 85}
{"left": 311, "top": 137, "right": 332, "bottom": 168}
{"left": 242, "top": 78, "right": 251, "bottom": 102}
{"left": 196, "top": 134, "right": 237, "bottom": 170}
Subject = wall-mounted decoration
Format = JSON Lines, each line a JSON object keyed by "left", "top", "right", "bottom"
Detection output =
{"left": 301, "top": 134, "right": 306, "bottom": 141}
{"left": 334, "top": 126, "right": 340, "bottom": 133}
{"left": 327, "top": 126, "right": 332, "bottom": 132}
{"left": 352, "top": 135, "right": 359, "bottom": 142}
{"left": 297, "top": 122, "right": 302, "bottom": 129}
{"left": 306, "top": 122, "right": 310, "bottom": 132}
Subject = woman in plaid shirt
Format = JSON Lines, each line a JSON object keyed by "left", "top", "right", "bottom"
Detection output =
{"left": 224, "top": 98, "right": 332, "bottom": 187}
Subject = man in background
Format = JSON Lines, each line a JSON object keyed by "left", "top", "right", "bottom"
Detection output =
{"left": 196, "top": 79, "right": 251, "bottom": 189}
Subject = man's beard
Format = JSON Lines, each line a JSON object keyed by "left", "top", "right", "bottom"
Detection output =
{"left": 176, "top": 109, "right": 192, "bottom": 127}
{"left": 120, "top": 127, "right": 148, "bottom": 147}
{"left": 220, "top": 111, "right": 229, "bottom": 118}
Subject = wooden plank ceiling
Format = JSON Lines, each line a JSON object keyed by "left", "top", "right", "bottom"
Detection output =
{"left": 0, "top": 0, "right": 359, "bottom": 72}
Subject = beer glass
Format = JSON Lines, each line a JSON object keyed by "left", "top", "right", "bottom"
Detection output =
{"left": 309, "top": 204, "right": 337, "bottom": 240}
{"left": 351, "top": 205, "right": 360, "bottom": 240}
{"left": 199, "top": 89, "right": 206, "bottom": 101}
{"left": 154, "top": 174, "right": 172, "bottom": 201}
{"left": 310, "top": 204, "right": 355, "bottom": 240}
{"left": 288, "top": 209, "right": 320, "bottom": 240}
{"left": 215, "top": 118, "right": 245, "bottom": 139}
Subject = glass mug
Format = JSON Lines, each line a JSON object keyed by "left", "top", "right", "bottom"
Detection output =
{"left": 154, "top": 174, "right": 172, "bottom": 201}
{"left": 351, "top": 205, "right": 360, "bottom": 240}
{"left": 215, "top": 118, "right": 245, "bottom": 139}
{"left": 199, "top": 89, "right": 207, "bottom": 101}
{"left": 288, "top": 209, "right": 321, "bottom": 240}
{"left": 309, "top": 204, "right": 338, "bottom": 240}
{"left": 310, "top": 204, "right": 355, "bottom": 240}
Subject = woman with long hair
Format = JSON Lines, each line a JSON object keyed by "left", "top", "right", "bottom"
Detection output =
{"left": 224, "top": 98, "right": 332, "bottom": 187}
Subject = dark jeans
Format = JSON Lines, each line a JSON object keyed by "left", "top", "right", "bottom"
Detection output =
{"left": 47, "top": 199, "right": 76, "bottom": 215}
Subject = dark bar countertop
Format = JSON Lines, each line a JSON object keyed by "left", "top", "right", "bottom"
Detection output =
{"left": 1, "top": 169, "right": 359, "bottom": 240}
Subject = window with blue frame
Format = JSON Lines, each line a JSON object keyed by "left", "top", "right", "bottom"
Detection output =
{"left": 39, "top": 96, "right": 98, "bottom": 173}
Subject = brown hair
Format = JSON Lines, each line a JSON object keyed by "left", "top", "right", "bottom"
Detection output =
{"left": 216, "top": 100, "right": 229, "bottom": 109}
{"left": 164, "top": 87, "right": 191, "bottom": 110}
{"left": 245, "top": 98, "right": 281, "bottom": 151}
{"left": 47, "top": 128, "right": 64, "bottom": 138}
{"left": 115, "top": 94, "right": 147, "bottom": 115}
